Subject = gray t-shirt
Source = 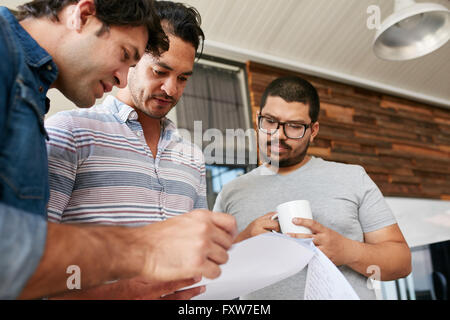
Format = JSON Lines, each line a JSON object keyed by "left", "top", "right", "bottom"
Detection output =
{"left": 213, "top": 157, "right": 397, "bottom": 300}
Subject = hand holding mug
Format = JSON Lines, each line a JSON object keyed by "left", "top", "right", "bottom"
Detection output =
{"left": 271, "top": 200, "right": 313, "bottom": 234}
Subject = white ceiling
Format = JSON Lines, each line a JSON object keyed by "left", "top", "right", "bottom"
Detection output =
{"left": 183, "top": 0, "right": 450, "bottom": 109}
{"left": 3, "top": 0, "right": 449, "bottom": 109}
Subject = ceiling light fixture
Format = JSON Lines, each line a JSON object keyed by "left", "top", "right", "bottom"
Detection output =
{"left": 373, "top": 0, "right": 450, "bottom": 60}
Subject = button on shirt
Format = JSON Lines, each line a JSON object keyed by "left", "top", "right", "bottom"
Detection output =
{"left": 45, "top": 96, "right": 207, "bottom": 226}
{"left": 0, "top": 7, "right": 58, "bottom": 299}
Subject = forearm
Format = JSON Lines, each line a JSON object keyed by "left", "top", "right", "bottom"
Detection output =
{"left": 344, "top": 239, "right": 412, "bottom": 281}
{"left": 18, "top": 222, "right": 141, "bottom": 299}
{"left": 49, "top": 277, "right": 203, "bottom": 300}
{"left": 19, "top": 210, "right": 236, "bottom": 299}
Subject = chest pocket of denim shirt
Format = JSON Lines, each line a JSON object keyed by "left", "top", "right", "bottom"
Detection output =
{"left": 0, "top": 76, "right": 48, "bottom": 206}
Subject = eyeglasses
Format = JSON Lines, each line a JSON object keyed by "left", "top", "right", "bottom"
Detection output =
{"left": 258, "top": 115, "right": 312, "bottom": 139}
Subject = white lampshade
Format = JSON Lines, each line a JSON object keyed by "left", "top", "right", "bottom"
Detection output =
{"left": 373, "top": 0, "right": 450, "bottom": 60}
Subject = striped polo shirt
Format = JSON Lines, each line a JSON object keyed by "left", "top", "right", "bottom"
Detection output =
{"left": 45, "top": 95, "right": 207, "bottom": 226}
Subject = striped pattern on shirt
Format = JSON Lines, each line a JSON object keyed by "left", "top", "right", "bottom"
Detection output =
{"left": 45, "top": 95, "right": 207, "bottom": 226}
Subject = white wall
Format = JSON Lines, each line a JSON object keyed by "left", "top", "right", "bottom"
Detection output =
{"left": 385, "top": 197, "right": 450, "bottom": 248}
{"left": 2, "top": 0, "right": 26, "bottom": 10}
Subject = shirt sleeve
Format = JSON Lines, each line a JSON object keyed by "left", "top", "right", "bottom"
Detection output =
{"left": 0, "top": 204, "right": 47, "bottom": 299}
{"left": 357, "top": 167, "right": 398, "bottom": 233}
{"left": 45, "top": 113, "right": 78, "bottom": 223}
{"left": 212, "top": 191, "right": 224, "bottom": 213}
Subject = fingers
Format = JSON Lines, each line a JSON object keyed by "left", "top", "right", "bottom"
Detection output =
{"left": 287, "top": 233, "right": 314, "bottom": 240}
{"left": 261, "top": 212, "right": 280, "bottom": 231}
{"left": 264, "top": 220, "right": 280, "bottom": 232}
{"left": 158, "top": 276, "right": 202, "bottom": 294}
{"left": 184, "top": 211, "right": 233, "bottom": 279}
{"left": 190, "top": 210, "right": 237, "bottom": 246}
{"left": 292, "top": 218, "right": 323, "bottom": 233}
{"left": 211, "top": 211, "right": 238, "bottom": 238}
{"left": 139, "top": 210, "right": 235, "bottom": 284}
{"left": 202, "top": 258, "right": 223, "bottom": 279}
{"left": 207, "top": 242, "right": 230, "bottom": 265}
{"left": 118, "top": 276, "right": 204, "bottom": 300}
{"left": 160, "top": 286, "right": 206, "bottom": 300}
{"left": 263, "top": 211, "right": 277, "bottom": 218}
{"left": 158, "top": 277, "right": 204, "bottom": 300}
{"left": 287, "top": 233, "right": 320, "bottom": 247}
{"left": 182, "top": 209, "right": 235, "bottom": 251}
{"left": 209, "top": 225, "right": 234, "bottom": 251}
{"left": 141, "top": 277, "right": 204, "bottom": 300}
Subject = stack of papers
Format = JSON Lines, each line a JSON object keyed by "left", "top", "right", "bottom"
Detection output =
{"left": 183, "top": 232, "right": 359, "bottom": 300}
{"left": 303, "top": 239, "right": 360, "bottom": 300}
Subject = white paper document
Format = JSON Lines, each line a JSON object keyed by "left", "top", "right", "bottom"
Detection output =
{"left": 303, "top": 241, "right": 360, "bottom": 300}
{"left": 185, "top": 233, "right": 315, "bottom": 300}
{"left": 182, "top": 233, "right": 359, "bottom": 300}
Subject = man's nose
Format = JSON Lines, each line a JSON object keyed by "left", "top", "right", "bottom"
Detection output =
{"left": 162, "top": 77, "right": 177, "bottom": 97}
{"left": 276, "top": 124, "right": 288, "bottom": 140}
{"left": 114, "top": 67, "right": 129, "bottom": 89}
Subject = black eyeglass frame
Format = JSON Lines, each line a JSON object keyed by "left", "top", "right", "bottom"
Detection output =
{"left": 258, "top": 115, "right": 313, "bottom": 139}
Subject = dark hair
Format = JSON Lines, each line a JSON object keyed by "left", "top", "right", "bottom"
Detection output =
{"left": 16, "top": 0, "right": 169, "bottom": 57}
{"left": 260, "top": 76, "right": 320, "bottom": 123}
{"left": 154, "top": 1, "right": 205, "bottom": 57}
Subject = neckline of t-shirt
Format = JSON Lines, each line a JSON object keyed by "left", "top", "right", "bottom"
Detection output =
{"left": 257, "top": 156, "right": 320, "bottom": 177}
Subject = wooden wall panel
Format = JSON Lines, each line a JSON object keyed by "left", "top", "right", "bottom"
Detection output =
{"left": 247, "top": 61, "right": 450, "bottom": 200}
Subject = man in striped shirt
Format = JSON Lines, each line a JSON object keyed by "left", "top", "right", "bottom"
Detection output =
{"left": 45, "top": 2, "right": 220, "bottom": 299}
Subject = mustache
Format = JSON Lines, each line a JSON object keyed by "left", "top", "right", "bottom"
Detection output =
{"left": 149, "top": 94, "right": 175, "bottom": 103}
{"left": 267, "top": 140, "right": 291, "bottom": 150}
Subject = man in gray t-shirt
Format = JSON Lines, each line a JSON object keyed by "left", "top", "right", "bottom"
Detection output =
{"left": 213, "top": 76, "right": 411, "bottom": 300}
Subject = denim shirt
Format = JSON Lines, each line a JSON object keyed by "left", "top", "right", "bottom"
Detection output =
{"left": 0, "top": 7, "right": 58, "bottom": 299}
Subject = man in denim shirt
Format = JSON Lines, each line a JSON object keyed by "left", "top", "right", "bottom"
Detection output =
{"left": 0, "top": 0, "right": 237, "bottom": 300}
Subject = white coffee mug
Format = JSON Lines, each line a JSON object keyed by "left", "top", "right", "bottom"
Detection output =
{"left": 271, "top": 200, "right": 313, "bottom": 234}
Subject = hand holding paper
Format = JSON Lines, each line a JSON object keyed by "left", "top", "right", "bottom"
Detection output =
{"left": 184, "top": 233, "right": 315, "bottom": 300}
{"left": 182, "top": 233, "right": 360, "bottom": 300}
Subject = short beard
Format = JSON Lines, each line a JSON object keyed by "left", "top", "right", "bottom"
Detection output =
{"left": 263, "top": 140, "right": 310, "bottom": 168}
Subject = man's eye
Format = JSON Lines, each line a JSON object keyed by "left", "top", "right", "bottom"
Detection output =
{"left": 153, "top": 69, "right": 166, "bottom": 75}
{"left": 179, "top": 76, "right": 188, "bottom": 82}
{"left": 123, "top": 49, "right": 130, "bottom": 60}
{"left": 288, "top": 124, "right": 303, "bottom": 129}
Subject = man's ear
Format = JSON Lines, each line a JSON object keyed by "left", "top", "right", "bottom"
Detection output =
{"left": 310, "top": 121, "right": 320, "bottom": 143}
{"left": 66, "top": 0, "right": 96, "bottom": 31}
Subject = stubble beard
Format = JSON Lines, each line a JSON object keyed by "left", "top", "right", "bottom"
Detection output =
{"left": 261, "top": 139, "right": 310, "bottom": 168}
{"left": 131, "top": 88, "right": 176, "bottom": 120}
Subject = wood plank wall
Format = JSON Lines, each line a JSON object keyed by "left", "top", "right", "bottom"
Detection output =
{"left": 246, "top": 61, "right": 450, "bottom": 200}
